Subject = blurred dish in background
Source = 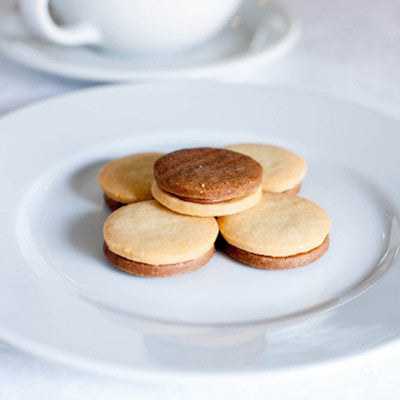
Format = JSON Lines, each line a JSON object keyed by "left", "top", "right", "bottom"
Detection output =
{"left": 0, "top": 0, "right": 300, "bottom": 82}
{"left": 19, "top": 0, "right": 242, "bottom": 54}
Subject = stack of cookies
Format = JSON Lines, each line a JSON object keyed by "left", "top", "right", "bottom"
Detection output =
{"left": 99, "top": 144, "right": 331, "bottom": 277}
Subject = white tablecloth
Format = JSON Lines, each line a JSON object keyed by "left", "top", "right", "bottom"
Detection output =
{"left": 1, "top": 0, "right": 400, "bottom": 398}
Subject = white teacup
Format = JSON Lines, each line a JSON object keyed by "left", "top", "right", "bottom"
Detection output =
{"left": 19, "top": 0, "right": 242, "bottom": 53}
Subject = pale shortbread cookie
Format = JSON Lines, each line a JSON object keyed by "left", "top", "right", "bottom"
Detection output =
{"left": 104, "top": 200, "right": 219, "bottom": 265}
{"left": 225, "top": 144, "right": 307, "bottom": 193}
{"left": 218, "top": 192, "right": 331, "bottom": 257}
{"left": 151, "top": 181, "right": 262, "bottom": 217}
{"left": 98, "top": 152, "right": 163, "bottom": 204}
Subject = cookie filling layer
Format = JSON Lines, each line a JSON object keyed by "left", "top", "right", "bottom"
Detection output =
{"left": 103, "top": 242, "right": 215, "bottom": 277}
{"left": 283, "top": 183, "right": 301, "bottom": 195}
{"left": 161, "top": 188, "right": 258, "bottom": 204}
{"left": 222, "top": 235, "right": 329, "bottom": 270}
{"left": 163, "top": 183, "right": 300, "bottom": 204}
{"left": 104, "top": 193, "right": 125, "bottom": 211}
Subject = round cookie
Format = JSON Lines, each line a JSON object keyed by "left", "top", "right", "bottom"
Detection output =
{"left": 103, "top": 200, "right": 219, "bottom": 277}
{"left": 152, "top": 147, "right": 263, "bottom": 216}
{"left": 218, "top": 192, "right": 331, "bottom": 269}
{"left": 98, "top": 152, "right": 163, "bottom": 210}
{"left": 225, "top": 144, "right": 307, "bottom": 193}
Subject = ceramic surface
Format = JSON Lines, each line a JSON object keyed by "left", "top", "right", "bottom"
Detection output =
{"left": 1, "top": 83, "right": 399, "bottom": 382}
{"left": 20, "top": 0, "right": 242, "bottom": 53}
{"left": 0, "top": 1, "right": 299, "bottom": 81}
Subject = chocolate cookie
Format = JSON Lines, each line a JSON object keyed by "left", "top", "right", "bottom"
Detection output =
{"left": 221, "top": 236, "right": 329, "bottom": 270}
{"left": 98, "top": 152, "right": 163, "bottom": 210}
{"left": 225, "top": 144, "right": 307, "bottom": 194}
{"left": 152, "top": 147, "right": 263, "bottom": 217}
{"left": 218, "top": 192, "right": 331, "bottom": 269}
{"left": 103, "top": 243, "right": 215, "bottom": 277}
{"left": 103, "top": 200, "right": 219, "bottom": 277}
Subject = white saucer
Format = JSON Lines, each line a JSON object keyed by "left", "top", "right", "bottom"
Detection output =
{"left": 1, "top": 83, "right": 400, "bottom": 383}
{"left": 0, "top": 1, "right": 299, "bottom": 82}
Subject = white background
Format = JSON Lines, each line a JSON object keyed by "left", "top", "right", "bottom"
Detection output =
{"left": 1, "top": 0, "right": 400, "bottom": 398}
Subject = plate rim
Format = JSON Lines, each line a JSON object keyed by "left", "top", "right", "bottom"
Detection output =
{"left": 0, "top": 312, "right": 399, "bottom": 383}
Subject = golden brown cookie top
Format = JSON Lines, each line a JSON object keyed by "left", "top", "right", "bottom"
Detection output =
{"left": 98, "top": 152, "right": 163, "bottom": 204}
{"left": 225, "top": 144, "right": 307, "bottom": 193}
{"left": 153, "top": 147, "right": 263, "bottom": 201}
{"left": 103, "top": 200, "right": 219, "bottom": 264}
{"left": 218, "top": 192, "right": 331, "bottom": 257}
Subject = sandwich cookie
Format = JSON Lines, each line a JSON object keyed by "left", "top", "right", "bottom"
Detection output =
{"left": 218, "top": 192, "right": 331, "bottom": 270}
{"left": 98, "top": 152, "right": 163, "bottom": 210}
{"left": 152, "top": 147, "right": 263, "bottom": 217}
{"left": 225, "top": 144, "right": 307, "bottom": 194}
{"left": 103, "top": 200, "right": 219, "bottom": 277}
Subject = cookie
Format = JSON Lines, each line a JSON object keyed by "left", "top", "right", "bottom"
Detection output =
{"left": 152, "top": 147, "right": 263, "bottom": 216}
{"left": 225, "top": 144, "right": 307, "bottom": 193}
{"left": 98, "top": 152, "right": 163, "bottom": 210}
{"left": 103, "top": 200, "right": 219, "bottom": 277}
{"left": 218, "top": 192, "right": 331, "bottom": 269}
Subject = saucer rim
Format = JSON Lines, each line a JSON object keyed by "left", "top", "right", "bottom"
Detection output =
{"left": 0, "top": 1, "right": 301, "bottom": 82}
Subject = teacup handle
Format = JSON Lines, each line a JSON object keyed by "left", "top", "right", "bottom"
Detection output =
{"left": 19, "top": 0, "right": 101, "bottom": 46}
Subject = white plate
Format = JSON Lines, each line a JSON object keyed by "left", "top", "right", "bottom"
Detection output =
{"left": 0, "top": 1, "right": 299, "bottom": 82}
{"left": 1, "top": 83, "right": 400, "bottom": 383}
